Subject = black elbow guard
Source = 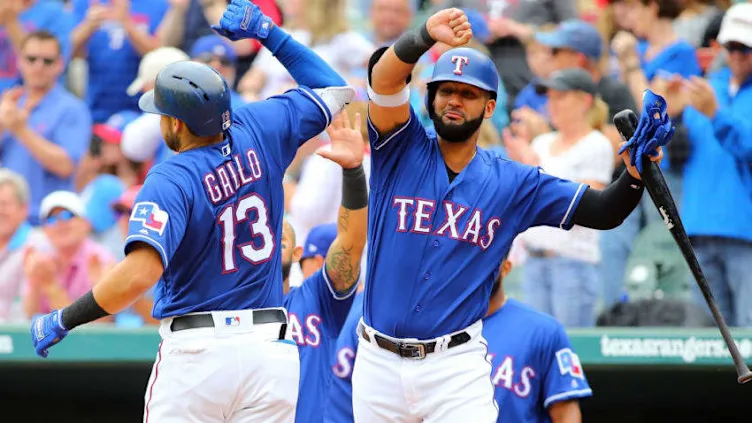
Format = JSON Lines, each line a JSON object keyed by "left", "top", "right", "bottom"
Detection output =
{"left": 367, "top": 46, "right": 412, "bottom": 88}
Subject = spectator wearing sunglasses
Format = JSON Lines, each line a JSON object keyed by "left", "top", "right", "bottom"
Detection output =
{"left": 189, "top": 34, "right": 246, "bottom": 108}
{"left": 0, "top": 30, "right": 91, "bottom": 226}
{"left": 0, "top": 0, "right": 75, "bottom": 92}
{"left": 675, "top": 3, "right": 752, "bottom": 327}
{"left": 21, "top": 190, "right": 115, "bottom": 321}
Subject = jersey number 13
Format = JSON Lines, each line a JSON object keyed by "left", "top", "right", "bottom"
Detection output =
{"left": 217, "top": 194, "right": 275, "bottom": 273}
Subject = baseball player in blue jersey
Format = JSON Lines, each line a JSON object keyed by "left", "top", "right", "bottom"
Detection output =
{"left": 326, "top": 258, "right": 592, "bottom": 423}
{"left": 359, "top": 7, "right": 665, "bottom": 421}
{"left": 28, "top": 1, "right": 354, "bottom": 422}
{"left": 486, "top": 258, "right": 592, "bottom": 422}
{"left": 280, "top": 110, "right": 367, "bottom": 423}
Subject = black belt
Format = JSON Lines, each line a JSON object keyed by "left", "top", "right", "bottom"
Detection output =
{"left": 358, "top": 323, "right": 471, "bottom": 360}
{"left": 171, "top": 309, "right": 288, "bottom": 339}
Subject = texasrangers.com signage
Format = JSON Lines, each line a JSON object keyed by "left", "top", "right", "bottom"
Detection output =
{"left": 598, "top": 335, "right": 752, "bottom": 364}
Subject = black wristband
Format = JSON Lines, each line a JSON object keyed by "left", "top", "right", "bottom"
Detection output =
{"left": 61, "top": 290, "right": 110, "bottom": 330}
{"left": 393, "top": 22, "right": 436, "bottom": 64}
{"left": 341, "top": 164, "right": 368, "bottom": 210}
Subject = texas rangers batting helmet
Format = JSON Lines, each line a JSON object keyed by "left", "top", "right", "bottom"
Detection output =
{"left": 138, "top": 61, "right": 232, "bottom": 137}
{"left": 425, "top": 47, "right": 499, "bottom": 116}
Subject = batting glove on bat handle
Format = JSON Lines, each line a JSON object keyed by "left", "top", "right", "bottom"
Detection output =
{"left": 616, "top": 90, "right": 674, "bottom": 174}
{"left": 212, "top": 0, "right": 274, "bottom": 42}
{"left": 30, "top": 309, "right": 69, "bottom": 358}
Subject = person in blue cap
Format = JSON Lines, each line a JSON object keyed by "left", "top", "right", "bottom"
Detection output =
{"left": 299, "top": 223, "right": 338, "bottom": 279}
{"left": 190, "top": 34, "right": 247, "bottom": 108}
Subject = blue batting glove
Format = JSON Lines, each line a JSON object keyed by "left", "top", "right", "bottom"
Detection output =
{"left": 211, "top": 0, "right": 274, "bottom": 42}
{"left": 617, "top": 90, "right": 674, "bottom": 174}
{"left": 30, "top": 309, "right": 69, "bottom": 358}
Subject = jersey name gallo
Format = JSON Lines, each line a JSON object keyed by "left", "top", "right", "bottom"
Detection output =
{"left": 203, "top": 148, "right": 265, "bottom": 204}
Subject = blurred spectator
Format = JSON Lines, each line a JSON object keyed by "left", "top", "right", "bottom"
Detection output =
{"left": 504, "top": 68, "right": 614, "bottom": 327}
{"left": 75, "top": 109, "right": 142, "bottom": 191}
{"left": 678, "top": 3, "right": 752, "bottom": 326}
{"left": 0, "top": 169, "right": 41, "bottom": 322}
{"left": 238, "top": 0, "right": 375, "bottom": 100}
{"left": 80, "top": 174, "right": 126, "bottom": 260}
{"left": 189, "top": 34, "right": 245, "bottom": 107}
{"left": 299, "top": 223, "right": 337, "bottom": 279}
{"left": 70, "top": 0, "right": 167, "bottom": 122}
{"left": 367, "top": 0, "right": 414, "bottom": 47}
{"left": 119, "top": 46, "right": 189, "bottom": 166}
{"left": 432, "top": 0, "right": 578, "bottom": 109}
{"left": 673, "top": 0, "right": 720, "bottom": 48}
{"left": 0, "top": 0, "right": 74, "bottom": 92}
{"left": 0, "top": 30, "right": 91, "bottom": 226}
{"left": 533, "top": 20, "right": 636, "bottom": 153}
{"left": 22, "top": 190, "right": 115, "bottom": 321}
{"left": 110, "top": 183, "right": 157, "bottom": 325}
{"left": 156, "top": 0, "right": 283, "bottom": 79}
{"left": 511, "top": 24, "right": 557, "bottom": 123}
{"left": 611, "top": 0, "right": 702, "bottom": 109}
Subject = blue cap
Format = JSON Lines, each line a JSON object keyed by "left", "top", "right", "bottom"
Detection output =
{"left": 463, "top": 8, "right": 489, "bottom": 43}
{"left": 80, "top": 175, "right": 126, "bottom": 234}
{"left": 190, "top": 35, "right": 237, "bottom": 62}
{"left": 535, "top": 20, "right": 603, "bottom": 60}
{"left": 301, "top": 223, "right": 337, "bottom": 260}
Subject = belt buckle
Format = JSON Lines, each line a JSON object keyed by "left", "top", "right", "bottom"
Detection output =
{"left": 400, "top": 342, "right": 426, "bottom": 360}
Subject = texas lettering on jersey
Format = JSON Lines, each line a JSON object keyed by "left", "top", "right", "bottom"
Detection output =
{"left": 203, "top": 147, "right": 265, "bottom": 204}
{"left": 288, "top": 312, "right": 324, "bottom": 348}
{"left": 488, "top": 353, "right": 537, "bottom": 398}
{"left": 392, "top": 196, "right": 501, "bottom": 250}
{"left": 332, "top": 345, "right": 357, "bottom": 379}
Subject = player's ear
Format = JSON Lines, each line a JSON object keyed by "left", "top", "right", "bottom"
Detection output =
{"left": 293, "top": 246, "right": 303, "bottom": 263}
{"left": 500, "top": 259, "right": 512, "bottom": 278}
{"left": 483, "top": 98, "right": 496, "bottom": 119}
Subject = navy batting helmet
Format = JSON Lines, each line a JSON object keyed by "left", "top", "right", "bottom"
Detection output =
{"left": 425, "top": 47, "right": 499, "bottom": 116}
{"left": 138, "top": 61, "right": 232, "bottom": 137}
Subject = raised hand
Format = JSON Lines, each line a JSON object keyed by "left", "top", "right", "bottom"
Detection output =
{"left": 211, "top": 0, "right": 274, "bottom": 42}
{"left": 319, "top": 111, "right": 364, "bottom": 170}
{"left": 426, "top": 8, "right": 473, "bottom": 48}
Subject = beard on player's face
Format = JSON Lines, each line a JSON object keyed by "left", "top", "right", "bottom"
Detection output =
{"left": 431, "top": 107, "right": 485, "bottom": 143}
{"left": 281, "top": 258, "right": 293, "bottom": 281}
{"left": 164, "top": 126, "right": 181, "bottom": 152}
{"left": 491, "top": 274, "right": 502, "bottom": 296}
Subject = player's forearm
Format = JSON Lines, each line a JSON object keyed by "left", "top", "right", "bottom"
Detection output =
{"left": 326, "top": 165, "right": 368, "bottom": 292}
{"left": 371, "top": 24, "right": 435, "bottom": 94}
{"left": 549, "top": 400, "right": 582, "bottom": 423}
{"left": 61, "top": 246, "right": 163, "bottom": 329}
{"left": 261, "top": 25, "right": 347, "bottom": 89}
{"left": 571, "top": 169, "right": 644, "bottom": 230}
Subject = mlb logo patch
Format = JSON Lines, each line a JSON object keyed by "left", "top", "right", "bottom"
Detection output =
{"left": 130, "top": 202, "right": 169, "bottom": 236}
{"left": 225, "top": 316, "right": 240, "bottom": 326}
{"left": 556, "top": 348, "right": 584, "bottom": 379}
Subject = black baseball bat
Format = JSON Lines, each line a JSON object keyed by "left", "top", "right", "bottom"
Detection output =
{"left": 613, "top": 109, "right": 752, "bottom": 385}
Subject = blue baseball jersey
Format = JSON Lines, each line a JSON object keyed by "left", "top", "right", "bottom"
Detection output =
{"left": 485, "top": 299, "right": 592, "bottom": 422}
{"left": 364, "top": 107, "right": 587, "bottom": 338}
{"left": 124, "top": 87, "right": 332, "bottom": 318}
{"left": 324, "top": 291, "right": 363, "bottom": 423}
{"left": 284, "top": 267, "right": 358, "bottom": 423}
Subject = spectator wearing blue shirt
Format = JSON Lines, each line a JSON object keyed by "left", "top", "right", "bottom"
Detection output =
{"left": 70, "top": 0, "right": 167, "bottom": 123}
{"left": 611, "top": 0, "right": 702, "bottom": 110}
{"left": 0, "top": 30, "right": 91, "bottom": 226}
{"left": 0, "top": 0, "right": 74, "bottom": 92}
{"left": 189, "top": 35, "right": 246, "bottom": 108}
{"left": 678, "top": 3, "right": 752, "bottom": 327}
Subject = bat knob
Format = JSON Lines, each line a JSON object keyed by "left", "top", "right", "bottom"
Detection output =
{"left": 737, "top": 370, "right": 752, "bottom": 385}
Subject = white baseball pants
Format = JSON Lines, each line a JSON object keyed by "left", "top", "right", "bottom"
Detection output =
{"left": 142, "top": 309, "right": 300, "bottom": 423}
{"left": 352, "top": 319, "right": 498, "bottom": 423}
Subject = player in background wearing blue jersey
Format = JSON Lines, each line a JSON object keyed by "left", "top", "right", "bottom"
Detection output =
{"left": 280, "top": 110, "right": 367, "bottom": 423}
{"left": 325, "top": 256, "right": 592, "bottom": 423}
{"left": 486, "top": 258, "right": 592, "bottom": 423}
{"left": 28, "top": 1, "right": 354, "bottom": 422}
{"left": 359, "top": 7, "right": 665, "bottom": 422}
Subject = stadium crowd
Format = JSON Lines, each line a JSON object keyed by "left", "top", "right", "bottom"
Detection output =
{"left": 0, "top": 0, "right": 750, "bottom": 330}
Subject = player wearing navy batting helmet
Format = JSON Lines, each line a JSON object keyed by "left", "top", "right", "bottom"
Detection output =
{"left": 30, "top": 1, "right": 355, "bottom": 422}
{"left": 279, "top": 110, "right": 368, "bottom": 423}
{"left": 358, "top": 7, "right": 664, "bottom": 422}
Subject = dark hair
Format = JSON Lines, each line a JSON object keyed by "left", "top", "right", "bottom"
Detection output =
{"left": 21, "top": 30, "right": 62, "bottom": 55}
{"left": 639, "top": 0, "right": 684, "bottom": 20}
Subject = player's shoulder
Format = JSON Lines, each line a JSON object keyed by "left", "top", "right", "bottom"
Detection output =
{"left": 483, "top": 147, "right": 542, "bottom": 179}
